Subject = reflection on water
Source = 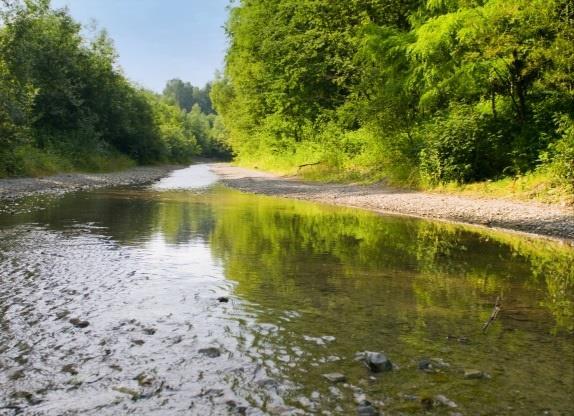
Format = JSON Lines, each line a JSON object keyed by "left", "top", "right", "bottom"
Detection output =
{"left": 152, "top": 164, "right": 218, "bottom": 190}
{"left": 0, "top": 166, "right": 572, "bottom": 415}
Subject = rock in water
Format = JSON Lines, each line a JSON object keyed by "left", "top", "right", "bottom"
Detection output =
{"left": 357, "top": 400, "right": 379, "bottom": 415}
{"left": 322, "top": 373, "right": 347, "bottom": 383}
{"left": 434, "top": 394, "right": 457, "bottom": 408}
{"left": 418, "top": 359, "right": 432, "bottom": 370}
{"left": 464, "top": 369, "right": 487, "bottom": 379}
{"left": 199, "top": 347, "right": 221, "bottom": 358}
{"left": 358, "top": 351, "right": 393, "bottom": 373}
{"left": 69, "top": 318, "right": 89, "bottom": 328}
{"left": 217, "top": 296, "right": 230, "bottom": 303}
{"left": 421, "top": 396, "right": 434, "bottom": 410}
{"left": 61, "top": 364, "right": 78, "bottom": 375}
{"left": 143, "top": 327, "right": 156, "bottom": 335}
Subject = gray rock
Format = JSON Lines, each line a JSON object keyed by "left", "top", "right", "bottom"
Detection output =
{"left": 357, "top": 400, "right": 379, "bottom": 415}
{"left": 464, "top": 369, "right": 487, "bottom": 379}
{"left": 69, "top": 318, "right": 89, "bottom": 328}
{"left": 322, "top": 373, "right": 347, "bottom": 383}
{"left": 434, "top": 394, "right": 457, "bottom": 408}
{"left": 358, "top": 351, "right": 393, "bottom": 373}
{"left": 61, "top": 364, "right": 78, "bottom": 375}
{"left": 143, "top": 327, "right": 156, "bottom": 335}
{"left": 418, "top": 358, "right": 432, "bottom": 370}
{"left": 198, "top": 347, "right": 221, "bottom": 358}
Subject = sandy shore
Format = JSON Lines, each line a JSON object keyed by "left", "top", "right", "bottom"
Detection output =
{"left": 211, "top": 163, "right": 574, "bottom": 243}
{"left": 0, "top": 165, "right": 181, "bottom": 202}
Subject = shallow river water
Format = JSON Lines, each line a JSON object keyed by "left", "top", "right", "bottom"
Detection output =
{"left": 0, "top": 165, "right": 573, "bottom": 415}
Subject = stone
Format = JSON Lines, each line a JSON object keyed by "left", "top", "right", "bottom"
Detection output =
{"left": 199, "top": 347, "right": 221, "bottom": 358}
{"left": 55, "top": 310, "right": 70, "bottom": 320}
{"left": 322, "top": 373, "right": 347, "bottom": 383}
{"left": 464, "top": 369, "right": 486, "bottom": 379}
{"left": 217, "top": 296, "right": 230, "bottom": 303}
{"left": 143, "top": 328, "right": 156, "bottom": 335}
{"left": 358, "top": 351, "right": 393, "bottom": 373}
{"left": 357, "top": 400, "right": 379, "bottom": 416}
{"left": 421, "top": 396, "right": 434, "bottom": 410}
{"left": 255, "top": 378, "right": 279, "bottom": 389}
{"left": 69, "top": 318, "right": 89, "bottom": 328}
{"left": 418, "top": 359, "right": 432, "bottom": 370}
{"left": 61, "top": 364, "right": 78, "bottom": 375}
{"left": 135, "top": 372, "right": 154, "bottom": 386}
{"left": 435, "top": 394, "right": 457, "bottom": 408}
{"left": 112, "top": 386, "right": 140, "bottom": 400}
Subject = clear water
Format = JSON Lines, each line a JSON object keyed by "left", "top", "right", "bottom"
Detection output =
{"left": 0, "top": 165, "right": 572, "bottom": 415}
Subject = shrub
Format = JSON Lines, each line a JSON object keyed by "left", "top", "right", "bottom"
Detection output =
{"left": 418, "top": 106, "right": 507, "bottom": 185}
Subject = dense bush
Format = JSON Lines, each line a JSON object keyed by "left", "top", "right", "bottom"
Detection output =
{"left": 418, "top": 107, "right": 507, "bottom": 185}
{"left": 546, "top": 116, "right": 574, "bottom": 189}
{"left": 213, "top": 0, "right": 574, "bottom": 192}
{"left": 0, "top": 0, "right": 203, "bottom": 177}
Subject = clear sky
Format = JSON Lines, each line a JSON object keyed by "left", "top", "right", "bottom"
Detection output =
{"left": 52, "top": 0, "right": 230, "bottom": 92}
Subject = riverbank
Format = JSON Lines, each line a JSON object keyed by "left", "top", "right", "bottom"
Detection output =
{"left": 0, "top": 165, "right": 181, "bottom": 202}
{"left": 211, "top": 163, "right": 574, "bottom": 243}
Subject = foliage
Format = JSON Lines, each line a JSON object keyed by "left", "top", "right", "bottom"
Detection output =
{"left": 214, "top": 0, "right": 574, "bottom": 197}
{"left": 0, "top": 0, "right": 202, "bottom": 177}
{"left": 545, "top": 115, "right": 574, "bottom": 191}
{"left": 163, "top": 79, "right": 213, "bottom": 114}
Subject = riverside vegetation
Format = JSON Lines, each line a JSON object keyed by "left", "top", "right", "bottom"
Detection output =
{"left": 211, "top": 0, "right": 574, "bottom": 204}
{"left": 0, "top": 0, "right": 229, "bottom": 178}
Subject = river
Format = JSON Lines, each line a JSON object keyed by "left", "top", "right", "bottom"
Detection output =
{"left": 0, "top": 165, "right": 572, "bottom": 415}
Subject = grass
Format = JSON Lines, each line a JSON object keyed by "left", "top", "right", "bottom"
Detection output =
{"left": 431, "top": 171, "right": 574, "bottom": 206}
{"left": 235, "top": 154, "right": 573, "bottom": 207}
{"left": 0, "top": 145, "right": 136, "bottom": 178}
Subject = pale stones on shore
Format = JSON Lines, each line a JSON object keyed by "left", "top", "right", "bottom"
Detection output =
{"left": 322, "top": 373, "right": 347, "bottom": 383}
{"left": 464, "top": 369, "right": 490, "bottom": 379}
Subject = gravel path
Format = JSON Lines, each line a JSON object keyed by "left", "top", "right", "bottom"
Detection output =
{"left": 211, "top": 163, "right": 574, "bottom": 243}
{"left": 0, "top": 165, "right": 181, "bottom": 202}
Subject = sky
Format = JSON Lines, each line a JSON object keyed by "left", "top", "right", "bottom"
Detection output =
{"left": 52, "top": 0, "right": 230, "bottom": 92}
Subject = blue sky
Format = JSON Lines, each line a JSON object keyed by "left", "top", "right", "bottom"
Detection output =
{"left": 52, "top": 0, "right": 230, "bottom": 92}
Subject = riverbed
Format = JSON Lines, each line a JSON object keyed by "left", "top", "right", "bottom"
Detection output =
{"left": 1, "top": 165, "right": 573, "bottom": 415}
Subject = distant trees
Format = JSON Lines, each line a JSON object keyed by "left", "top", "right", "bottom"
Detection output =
{"left": 163, "top": 79, "right": 213, "bottom": 114}
{"left": 162, "top": 79, "right": 232, "bottom": 159}
{"left": 213, "top": 0, "right": 574, "bottom": 193}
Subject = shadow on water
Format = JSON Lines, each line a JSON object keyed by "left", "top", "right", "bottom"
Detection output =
{"left": 0, "top": 165, "right": 572, "bottom": 415}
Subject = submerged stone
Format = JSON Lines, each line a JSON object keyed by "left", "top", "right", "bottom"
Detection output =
{"left": 418, "top": 359, "right": 432, "bottom": 370}
{"left": 357, "top": 400, "right": 379, "bottom": 416}
{"left": 69, "top": 318, "right": 89, "bottom": 328}
{"left": 464, "top": 369, "right": 487, "bottom": 379}
{"left": 357, "top": 351, "right": 393, "bottom": 373}
{"left": 199, "top": 347, "right": 221, "bottom": 358}
{"left": 61, "top": 364, "right": 78, "bottom": 375}
{"left": 434, "top": 394, "right": 457, "bottom": 408}
{"left": 143, "top": 327, "right": 157, "bottom": 335}
{"left": 421, "top": 396, "right": 434, "bottom": 410}
{"left": 322, "top": 373, "right": 347, "bottom": 383}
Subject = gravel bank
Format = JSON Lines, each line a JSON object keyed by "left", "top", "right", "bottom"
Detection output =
{"left": 211, "top": 163, "right": 574, "bottom": 243}
{"left": 0, "top": 165, "right": 181, "bottom": 202}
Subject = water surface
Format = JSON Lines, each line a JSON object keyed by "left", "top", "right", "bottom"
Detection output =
{"left": 0, "top": 165, "right": 573, "bottom": 415}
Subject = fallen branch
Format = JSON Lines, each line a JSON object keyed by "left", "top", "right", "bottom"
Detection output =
{"left": 482, "top": 296, "right": 502, "bottom": 333}
{"left": 297, "top": 161, "right": 324, "bottom": 172}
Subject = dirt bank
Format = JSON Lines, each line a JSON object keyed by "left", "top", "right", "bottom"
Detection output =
{"left": 0, "top": 165, "right": 181, "bottom": 202}
{"left": 211, "top": 163, "right": 574, "bottom": 243}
